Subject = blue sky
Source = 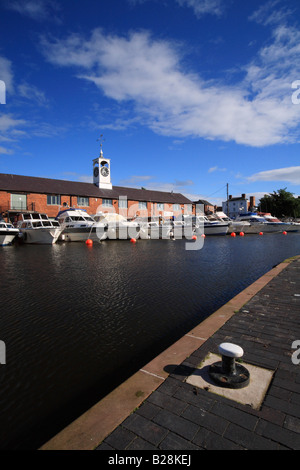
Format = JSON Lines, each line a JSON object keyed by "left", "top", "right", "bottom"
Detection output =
{"left": 1, "top": 0, "right": 300, "bottom": 206}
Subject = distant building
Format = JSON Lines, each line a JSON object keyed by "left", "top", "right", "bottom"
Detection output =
{"left": 0, "top": 150, "right": 193, "bottom": 221}
{"left": 193, "top": 199, "right": 215, "bottom": 215}
{"left": 222, "top": 194, "right": 256, "bottom": 218}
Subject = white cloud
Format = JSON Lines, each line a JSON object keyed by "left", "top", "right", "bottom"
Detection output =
{"left": 127, "top": 0, "right": 223, "bottom": 17}
{"left": 0, "top": 114, "right": 26, "bottom": 132}
{"left": 175, "top": 0, "right": 223, "bottom": 18}
{"left": 18, "top": 82, "right": 48, "bottom": 106}
{"left": 0, "top": 146, "right": 13, "bottom": 155}
{"left": 40, "top": 26, "right": 300, "bottom": 147}
{"left": 0, "top": 114, "right": 26, "bottom": 155}
{"left": 118, "top": 175, "right": 194, "bottom": 193}
{"left": 0, "top": 56, "right": 14, "bottom": 93}
{"left": 119, "top": 175, "right": 153, "bottom": 186}
{"left": 249, "top": 0, "right": 293, "bottom": 26}
{"left": 248, "top": 166, "right": 300, "bottom": 185}
{"left": 208, "top": 166, "right": 226, "bottom": 173}
{"left": 3, "top": 0, "right": 60, "bottom": 21}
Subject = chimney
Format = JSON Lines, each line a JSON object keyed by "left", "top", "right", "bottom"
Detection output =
{"left": 229, "top": 195, "right": 232, "bottom": 199}
{"left": 250, "top": 196, "right": 255, "bottom": 208}
{"left": 242, "top": 193, "right": 246, "bottom": 199}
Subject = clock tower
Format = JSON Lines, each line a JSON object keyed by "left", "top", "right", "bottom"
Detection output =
{"left": 93, "top": 147, "right": 112, "bottom": 190}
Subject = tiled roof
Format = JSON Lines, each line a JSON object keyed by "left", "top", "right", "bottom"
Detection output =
{"left": 0, "top": 173, "right": 192, "bottom": 204}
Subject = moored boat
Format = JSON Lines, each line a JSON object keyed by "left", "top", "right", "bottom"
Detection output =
{"left": 0, "top": 218, "right": 19, "bottom": 246}
{"left": 16, "top": 212, "right": 63, "bottom": 244}
{"left": 234, "top": 212, "right": 285, "bottom": 233}
{"left": 93, "top": 212, "right": 140, "bottom": 240}
{"left": 262, "top": 214, "right": 298, "bottom": 232}
{"left": 214, "top": 211, "right": 250, "bottom": 234}
{"left": 56, "top": 208, "right": 108, "bottom": 242}
{"left": 136, "top": 217, "right": 175, "bottom": 239}
{"left": 185, "top": 215, "right": 229, "bottom": 236}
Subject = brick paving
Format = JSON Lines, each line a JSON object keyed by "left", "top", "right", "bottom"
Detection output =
{"left": 96, "top": 258, "right": 300, "bottom": 450}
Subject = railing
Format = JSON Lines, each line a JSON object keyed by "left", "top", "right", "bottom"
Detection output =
{"left": 0, "top": 202, "right": 36, "bottom": 213}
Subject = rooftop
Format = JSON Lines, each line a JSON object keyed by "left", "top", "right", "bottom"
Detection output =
{"left": 0, "top": 173, "right": 192, "bottom": 205}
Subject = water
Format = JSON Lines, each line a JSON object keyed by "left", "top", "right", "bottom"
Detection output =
{"left": 0, "top": 233, "right": 300, "bottom": 449}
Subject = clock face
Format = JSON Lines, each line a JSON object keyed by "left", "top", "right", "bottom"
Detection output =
{"left": 94, "top": 167, "right": 99, "bottom": 178}
{"left": 101, "top": 166, "right": 109, "bottom": 177}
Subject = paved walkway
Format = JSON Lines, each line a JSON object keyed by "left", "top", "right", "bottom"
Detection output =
{"left": 96, "top": 257, "right": 300, "bottom": 451}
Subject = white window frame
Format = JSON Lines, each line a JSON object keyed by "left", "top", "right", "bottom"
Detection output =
{"left": 47, "top": 195, "right": 61, "bottom": 205}
{"left": 139, "top": 201, "right": 147, "bottom": 210}
{"left": 102, "top": 198, "right": 113, "bottom": 207}
{"left": 77, "top": 196, "right": 89, "bottom": 206}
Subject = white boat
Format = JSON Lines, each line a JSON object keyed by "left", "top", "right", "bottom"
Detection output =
{"left": 262, "top": 214, "right": 298, "bottom": 232}
{"left": 214, "top": 211, "right": 250, "bottom": 234}
{"left": 185, "top": 215, "right": 229, "bottom": 236}
{"left": 93, "top": 212, "right": 140, "bottom": 240}
{"left": 136, "top": 217, "right": 174, "bottom": 239}
{"left": 234, "top": 213, "right": 282, "bottom": 233}
{"left": 16, "top": 212, "right": 63, "bottom": 244}
{"left": 0, "top": 218, "right": 19, "bottom": 246}
{"left": 56, "top": 208, "right": 108, "bottom": 242}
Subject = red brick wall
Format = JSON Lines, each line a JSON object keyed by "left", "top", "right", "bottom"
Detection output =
{"left": 0, "top": 190, "right": 193, "bottom": 220}
{"left": 0, "top": 191, "right": 10, "bottom": 212}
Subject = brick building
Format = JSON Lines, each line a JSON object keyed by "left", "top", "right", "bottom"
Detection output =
{"left": 192, "top": 199, "right": 215, "bottom": 215}
{"left": 0, "top": 151, "right": 193, "bottom": 222}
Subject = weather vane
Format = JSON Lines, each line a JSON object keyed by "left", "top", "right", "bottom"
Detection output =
{"left": 96, "top": 133, "right": 105, "bottom": 156}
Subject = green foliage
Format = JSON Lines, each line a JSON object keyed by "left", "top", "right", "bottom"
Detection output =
{"left": 258, "top": 188, "right": 300, "bottom": 218}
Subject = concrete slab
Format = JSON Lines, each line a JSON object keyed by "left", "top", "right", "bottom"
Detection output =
{"left": 142, "top": 334, "right": 206, "bottom": 379}
{"left": 186, "top": 353, "right": 274, "bottom": 410}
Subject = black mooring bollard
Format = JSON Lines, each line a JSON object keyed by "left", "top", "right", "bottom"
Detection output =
{"left": 209, "top": 342, "right": 250, "bottom": 389}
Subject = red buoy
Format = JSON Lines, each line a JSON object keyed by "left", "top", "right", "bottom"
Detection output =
{"left": 192, "top": 235, "right": 197, "bottom": 240}
{"left": 239, "top": 232, "right": 244, "bottom": 236}
{"left": 130, "top": 238, "right": 136, "bottom": 243}
{"left": 86, "top": 239, "right": 93, "bottom": 246}
{"left": 201, "top": 234, "right": 206, "bottom": 238}
{"left": 231, "top": 232, "right": 236, "bottom": 237}
{"left": 259, "top": 232, "right": 263, "bottom": 236}
{"left": 283, "top": 231, "right": 287, "bottom": 235}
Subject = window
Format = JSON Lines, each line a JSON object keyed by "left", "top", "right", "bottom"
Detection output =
{"left": 173, "top": 204, "right": 180, "bottom": 211}
{"left": 157, "top": 203, "right": 164, "bottom": 211}
{"left": 139, "top": 201, "right": 147, "bottom": 210}
{"left": 119, "top": 198, "right": 128, "bottom": 209}
{"left": 11, "top": 194, "right": 27, "bottom": 210}
{"left": 77, "top": 196, "right": 89, "bottom": 206}
{"left": 47, "top": 195, "right": 61, "bottom": 205}
{"left": 102, "top": 199, "right": 113, "bottom": 207}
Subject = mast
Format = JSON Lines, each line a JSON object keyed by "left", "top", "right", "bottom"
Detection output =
{"left": 226, "top": 183, "right": 229, "bottom": 216}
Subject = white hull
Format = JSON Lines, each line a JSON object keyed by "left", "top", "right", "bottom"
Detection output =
{"left": 106, "top": 225, "right": 140, "bottom": 240}
{"left": 0, "top": 222, "right": 19, "bottom": 245}
{"left": 194, "top": 224, "right": 229, "bottom": 236}
{"left": 19, "top": 227, "right": 62, "bottom": 244}
{"left": 242, "top": 223, "right": 283, "bottom": 234}
{"left": 227, "top": 222, "right": 249, "bottom": 234}
{"left": 288, "top": 223, "right": 300, "bottom": 231}
{"left": 0, "top": 233, "right": 18, "bottom": 246}
{"left": 61, "top": 226, "right": 108, "bottom": 242}
{"left": 139, "top": 225, "right": 174, "bottom": 239}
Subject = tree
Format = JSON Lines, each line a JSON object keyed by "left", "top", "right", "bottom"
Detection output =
{"left": 258, "top": 188, "right": 300, "bottom": 218}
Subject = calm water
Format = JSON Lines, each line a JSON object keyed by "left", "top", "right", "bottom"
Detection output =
{"left": 0, "top": 233, "right": 300, "bottom": 449}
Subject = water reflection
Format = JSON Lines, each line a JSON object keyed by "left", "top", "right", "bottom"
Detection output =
{"left": 0, "top": 234, "right": 299, "bottom": 449}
